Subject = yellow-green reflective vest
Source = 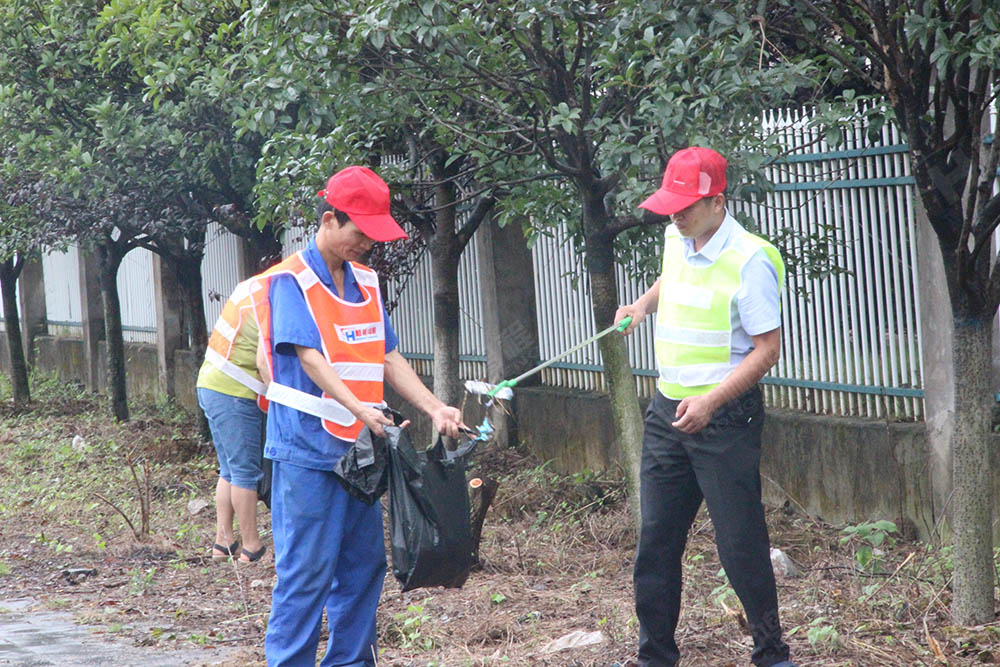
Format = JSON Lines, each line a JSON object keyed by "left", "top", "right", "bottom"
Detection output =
{"left": 654, "top": 223, "right": 785, "bottom": 399}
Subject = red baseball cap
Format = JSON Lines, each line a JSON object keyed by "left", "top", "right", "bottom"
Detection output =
{"left": 638, "top": 147, "right": 727, "bottom": 216}
{"left": 317, "top": 166, "right": 408, "bottom": 242}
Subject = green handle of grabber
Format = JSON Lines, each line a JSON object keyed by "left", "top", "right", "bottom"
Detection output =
{"left": 486, "top": 379, "right": 515, "bottom": 398}
{"left": 486, "top": 316, "right": 632, "bottom": 399}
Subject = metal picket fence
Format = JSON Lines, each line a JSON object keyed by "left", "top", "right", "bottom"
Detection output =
{"left": 735, "top": 107, "right": 923, "bottom": 419}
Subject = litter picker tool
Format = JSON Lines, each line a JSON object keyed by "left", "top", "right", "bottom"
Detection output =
{"left": 465, "top": 316, "right": 632, "bottom": 401}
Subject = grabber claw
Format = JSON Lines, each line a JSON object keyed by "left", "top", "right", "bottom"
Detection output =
{"left": 463, "top": 380, "right": 514, "bottom": 401}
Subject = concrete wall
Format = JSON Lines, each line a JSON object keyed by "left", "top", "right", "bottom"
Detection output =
{"left": 759, "top": 412, "right": 937, "bottom": 540}
{"left": 8, "top": 333, "right": 998, "bottom": 542}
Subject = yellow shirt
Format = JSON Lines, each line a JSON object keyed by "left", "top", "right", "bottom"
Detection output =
{"left": 196, "top": 313, "right": 261, "bottom": 400}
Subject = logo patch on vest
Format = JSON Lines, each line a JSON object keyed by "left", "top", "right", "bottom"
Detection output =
{"left": 335, "top": 322, "right": 383, "bottom": 344}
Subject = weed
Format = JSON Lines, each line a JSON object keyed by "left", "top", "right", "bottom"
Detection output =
{"left": 498, "top": 461, "right": 624, "bottom": 526}
{"left": 840, "top": 520, "right": 897, "bottom": 572}
{"left": 15, "top": 440, "right": 44, "bottom": 461}
{"left": 187, "top": 632, "right": 219, "bottom": 646}
{"left": 146, "top": 394, "right": 189, "bottom": 425}
{"left": 52, "top": 540, "right": 74, "bottom": 555}
{"left": 710, "top": 567, "right": 737, "bottom": 608}
{"left": 0, "top": 561, "right": 10, "bottom": 576}
{"left": 685, "top": 552, "right": 705, "bottom": 571}
{"left": 128, "top": 567, "right": 157, "bottom": 596}
{"left": 29, "top": 370, "right": 87, "bottom": 403}
{"left": 174, "top": 522, "right": 202, "bottom": 545}
{"left": 570, "top": 570, "right": 600, "bottom": 593}
{"left": 787, "top": 616, "right": 841, "bottom": 653}
{"left": 92, "top": 532, "right": 107, "bottom": 550}
{"left": 33, "top": 531, "right": 72, "bottom": 554}
{"left": 94, "top": 449, "right": 154, "bottom": 541}
{"left": 490, "top": 592, "right": 507, "bottom": 604}
{"left": 391, "top": 604, "right": 434, "bottom": 650}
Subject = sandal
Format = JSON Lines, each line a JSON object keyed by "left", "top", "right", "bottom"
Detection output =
{"left": 240, "top": 545, "right": 267, "bottom": 563}
{"left": 212, "top": 540, "right": 240, "bottom": 560}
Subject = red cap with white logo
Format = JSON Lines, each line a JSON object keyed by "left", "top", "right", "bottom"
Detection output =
{"left": 638, "top": 147, "right": 727, "bottom": 216}
{"left": 318, "top": 166, "right": 408, "bottom": 242}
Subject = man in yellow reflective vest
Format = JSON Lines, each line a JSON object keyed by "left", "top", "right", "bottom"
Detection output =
{"left": 196, "top": 278, "right": 269, "bottom": 563}
{"left": 615, "top": 147, "right": 796, "bottom": 667}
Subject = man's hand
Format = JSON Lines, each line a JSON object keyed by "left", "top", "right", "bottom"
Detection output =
{"left": 358, "top": 405, "right": 397, "bottom": 438}
{"left": 614, "top": 279, "right": 659, "bottom": 335}
{"left": 671, "top": 394, "right": 719, "bottom": 434}
{"left": 431, "top": 405, "right": 464, "bottom": 439}
{"left": 614, "top": 303, "right": 646, "bottom": 335}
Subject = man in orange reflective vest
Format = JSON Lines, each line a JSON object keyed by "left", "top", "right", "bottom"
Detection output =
{"left": 253, "top": 165, "right": 464, "bottom": 667}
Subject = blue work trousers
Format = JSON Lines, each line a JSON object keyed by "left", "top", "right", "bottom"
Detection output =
{"left": 265, "top": 460, "right": 386, "bottom": 667}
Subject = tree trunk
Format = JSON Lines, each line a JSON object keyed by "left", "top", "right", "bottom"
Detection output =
{"left": 176, "top": 253, "right": 208, "bottom": 352}
{"left": 96, "top": 241, "right": 129, "bottom": 422}
{"left": 430, "top": 231, "right": 463, "bottom": 409}
{"left": 181, "top": 226, "right": 209, "bottom": 353}
{"left": 582, "top": 192, "right": 643, "bottom": 531}
{"left": 244, "top": 226, "right": 283, "bottom": 274}
{"left": 950, "top": 316, "right": 994, "bottom": 625}
{"left": 428, "top": 175, "right": 464, "bottom": 409}
{"left": 0, "top": 258, "right": 30, "bottom": 406}
{"left": 591, "top": 266, "right": 644, "bottom": 530}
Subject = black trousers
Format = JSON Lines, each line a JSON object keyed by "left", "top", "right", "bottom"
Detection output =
{"left": 634, "top": 386, "right": 789, "bottom": 667}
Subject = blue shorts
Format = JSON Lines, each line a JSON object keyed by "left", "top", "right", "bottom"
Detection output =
{"left": 197, "top": 387, "right": 264, "bottom": 490}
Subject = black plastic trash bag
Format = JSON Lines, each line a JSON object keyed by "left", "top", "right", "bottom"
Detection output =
{"left": 257, "top": 412, "right": 272, "bottom": 509}
{"left": 332, "top": 409, "right": 403, "bottom": 505}
{"left": 387, "top": 432, "right": 479, "bottom": 592}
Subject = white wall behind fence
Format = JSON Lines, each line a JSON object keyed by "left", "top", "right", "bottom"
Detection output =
{"left": 201, "top": 222, "right": 244, "bottom": 332}
{"left": 42, "top": 245, "right": 82, "bottom": 336}
{"left": 118, "top": 247, "right": 156, "bottom": 344}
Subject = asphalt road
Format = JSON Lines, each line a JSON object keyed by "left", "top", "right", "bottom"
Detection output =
{"left": 0, "top": 597, "right": 239, "bottom": 667}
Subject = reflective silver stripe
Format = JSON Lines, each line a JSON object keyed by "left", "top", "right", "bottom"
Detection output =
{"left": 294, "top": 263, "right": 320, "bottom": 290}
{"left": 230, "top": 280, "right": 252, "bottom": 304}
{"left": 660, "top": 284, "right": 714, "bottom": 310}
{"left": 205, "top": 347, "right": 267, "bottom": 395}
{"left": 265, "top": 382, "right": 385, "bottom": 426}
{"left": 332, "top": 362, "right": 384, "bottom": 382}
{"left": 658, "top": 362, "right": 737, "bottom": 387}
{"left": 214, "top": 317, "right": 238, "bottom": 342}
{"left": 655, "top": 324, "right": 730, "bottom": 348}
{"left": 352, "top": 265, "right": 380, "bottom": 288}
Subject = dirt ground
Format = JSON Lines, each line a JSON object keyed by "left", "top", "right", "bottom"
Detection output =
{"left": 2, "top": 377, "right": 1000, "bottom": 666}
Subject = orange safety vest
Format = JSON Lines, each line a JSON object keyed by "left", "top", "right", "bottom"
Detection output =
{"left": 204, "top": 279, "right": 269, "bottom": 413}
{"left": 250, "top": 252, "right": 386, "bottom": 442}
